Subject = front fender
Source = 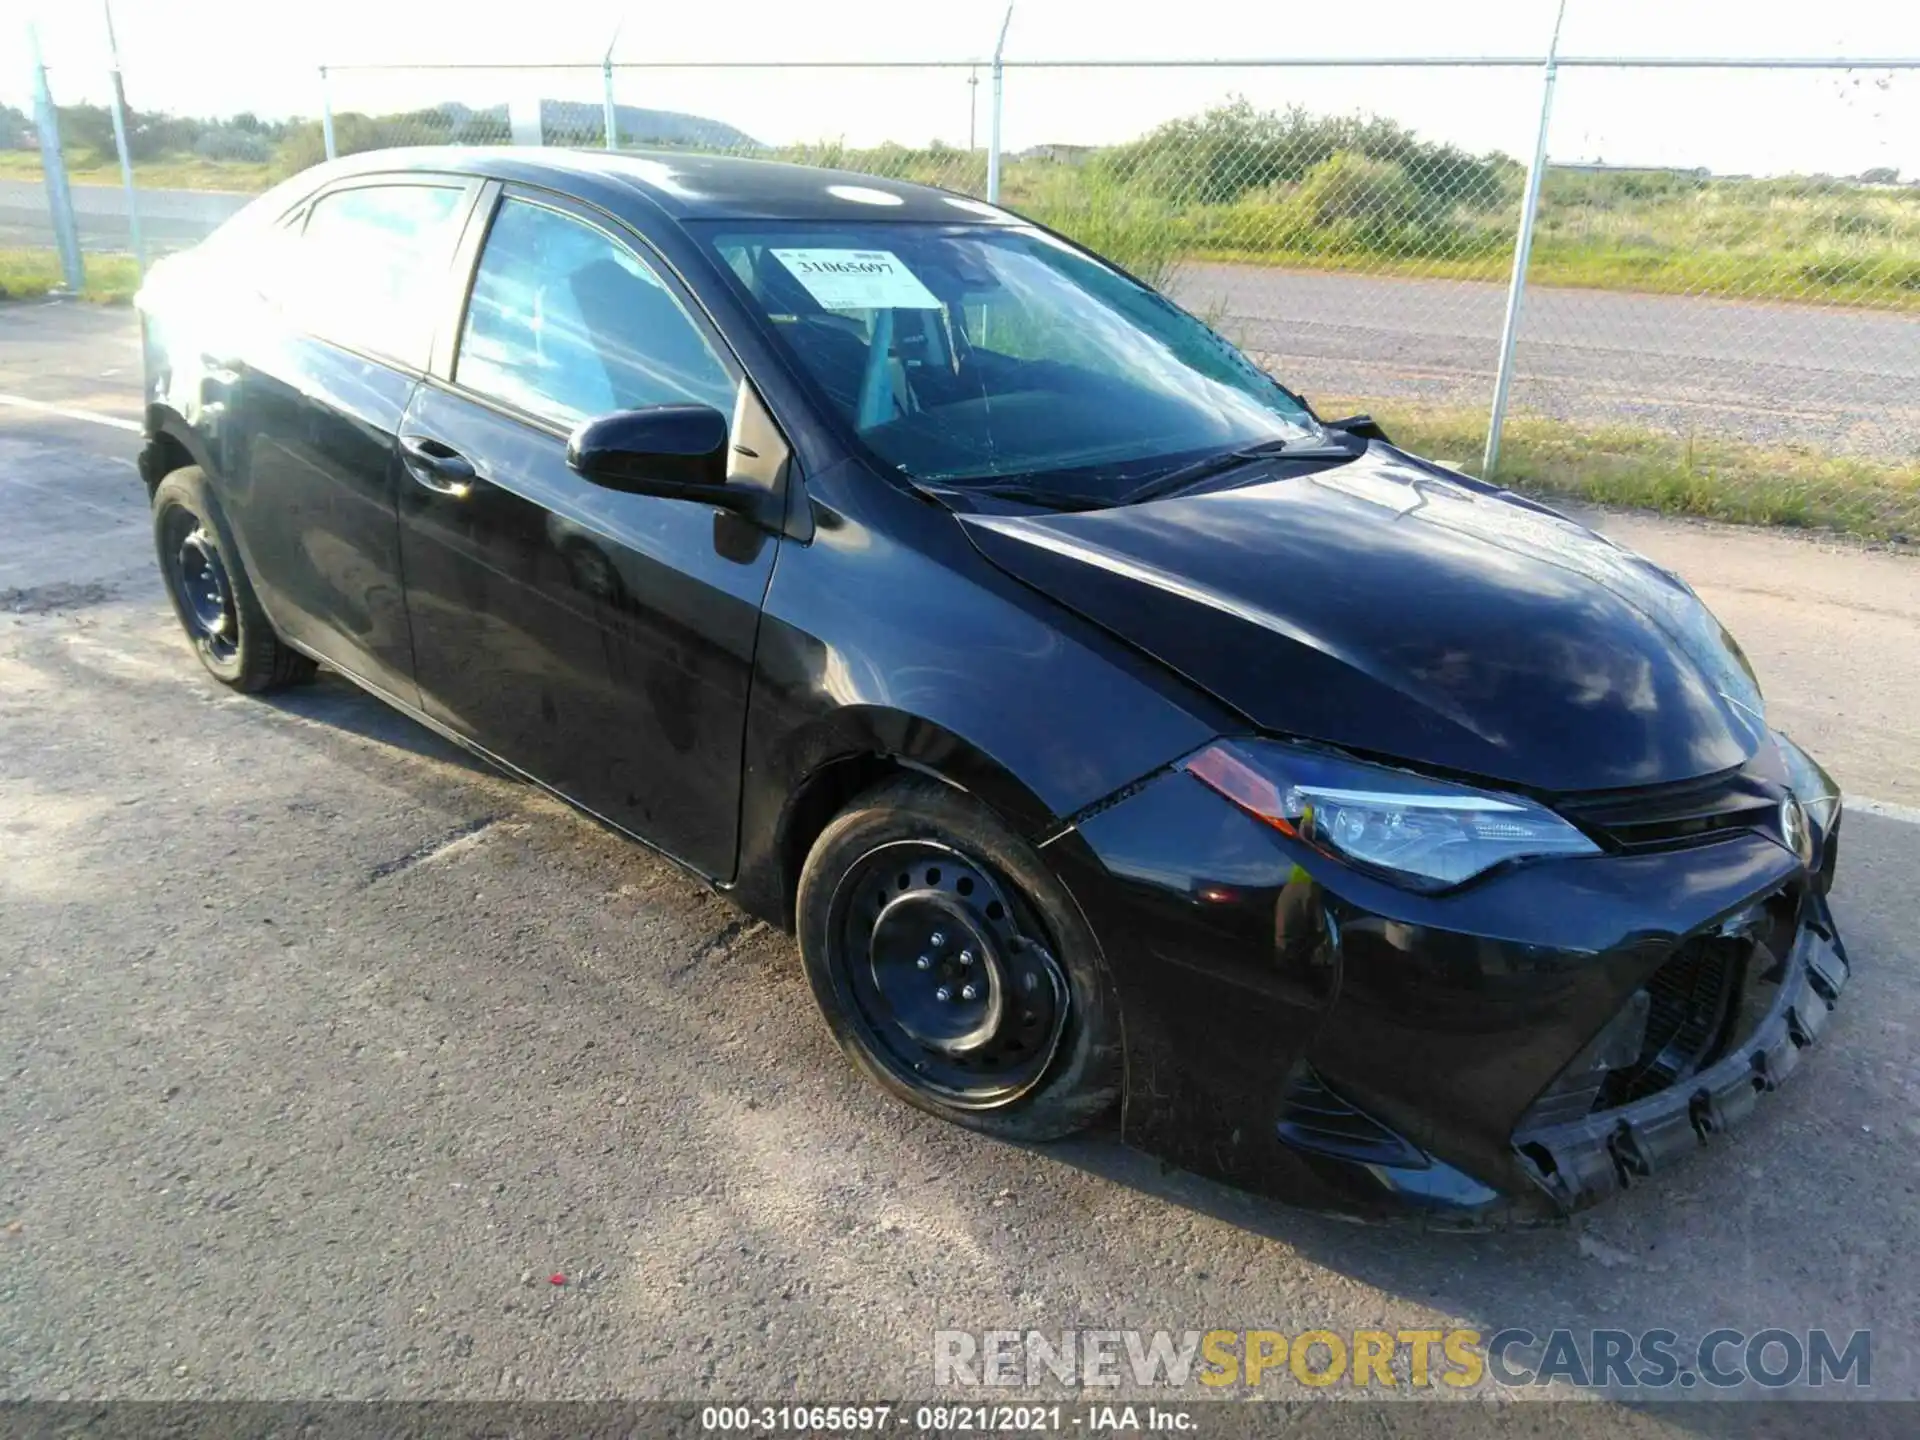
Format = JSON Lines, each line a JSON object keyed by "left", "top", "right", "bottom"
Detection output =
{"left": 140, "top": 404, "right": 216, "bottom": 490}
{"left": 729, "top": 462, "right": 1229, "bottom": 925}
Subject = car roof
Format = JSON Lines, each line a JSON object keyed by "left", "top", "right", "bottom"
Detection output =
{"left": 314, "top": 146, "right": 1023, "bottom": 227}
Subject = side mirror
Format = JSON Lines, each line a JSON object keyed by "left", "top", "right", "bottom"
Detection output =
{"left": 566, "top": 405, "right": 749, "bottom": 508}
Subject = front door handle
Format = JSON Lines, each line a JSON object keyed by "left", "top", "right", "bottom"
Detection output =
{"left": 201, "top": 354, "right": 244, "bottom": 388}
{"left": 399, "top": 433, "right": 478, "bottom": 497}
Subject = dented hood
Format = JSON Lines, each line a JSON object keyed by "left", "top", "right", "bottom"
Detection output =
{"left": 958, "top": 446, "right": 1765, "bottom": 793}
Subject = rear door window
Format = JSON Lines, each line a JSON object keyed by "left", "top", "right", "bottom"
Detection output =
{"left": 454, "top": 196, "right": 736, "bottom": 428}
{"left": 298, "top": 183, "right": 468, "bottom": 368}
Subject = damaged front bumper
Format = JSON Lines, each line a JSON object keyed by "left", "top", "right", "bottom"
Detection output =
{"left": 1511, "top": 899, "right": 1848, "bottom": 1214}
{"left": 1047, "top": 743, "right": 1850, "bottom": 1226}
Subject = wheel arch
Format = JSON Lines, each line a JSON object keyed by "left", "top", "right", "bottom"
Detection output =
{"left": 139, "top": 404, "right": 214, "bottom": 495}
{"left": 140, "top": 404, "right": 297, "bottom": 645}
{"left": 732, "top": 704, "right": 1067, "bottom": 934}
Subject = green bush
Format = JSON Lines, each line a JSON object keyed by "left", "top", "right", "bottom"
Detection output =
{"left": 763, "top": 139, "right": 988, "bottom": 195}
{"left": 271, "top": 109, "right": 465, "bottom": 175}
{"left": 1290, "top": 151, "right": 1419, "bottom": 229}
{"left": 1016, "top": 170, "right": 1185, "bottom": 291}
{"left": 1093, "top": 98, "right": 1514, "bottom": 210}
{"left": 0, "top": 103, "right": 30, "bottom": 149}
{"left": 194, "top": 127, "right": 273, "bottom": 162}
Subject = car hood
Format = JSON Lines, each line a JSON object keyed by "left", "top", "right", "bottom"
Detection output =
{"left": 958, "top": 445, "right": 1766, "bottom": 793}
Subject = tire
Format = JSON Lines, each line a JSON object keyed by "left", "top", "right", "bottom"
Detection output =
{"left": 151, "top": 466, "right": 316, "bottom": 692}
{"left": 797, "top": 775, "right": 1122, "bottom": 1142}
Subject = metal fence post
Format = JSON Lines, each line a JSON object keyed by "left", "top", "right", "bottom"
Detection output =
{"left": 603, "top": 62, "right": 618, "bottom": 149}
{"left": 602, "top": 23, "right": 623, "bottom": 151}
{"left": 320, "top": 66, "right": 337, "bottom": 160}
{"left": 986, "top": 3, "right": 1013, "bottom": 201}
{"left": 1482, "top": 0, "right": 1568, "bottom": 477}
{"left": 27, "top": 23, "right": 85, "bottom": 294}
{"left": 103, "top": 0, "right": 144, "bottom": 275}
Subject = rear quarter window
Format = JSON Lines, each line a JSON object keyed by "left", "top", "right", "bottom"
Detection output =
{"left": 294, "top": 183, "right": 468, "bottom": 369}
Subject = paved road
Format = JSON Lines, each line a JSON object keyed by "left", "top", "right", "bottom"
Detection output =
{"left": 0, "top": 177, "right": 249, "bottom": 257}
{"left": 4, "top": 302, "right": 1920, "bottom": 1420}
{"left": 5, "top": 178, "right": 1917, "bottom": 463}
{"left": 1177, "top": 262, "right": 1920, "bottom": 461}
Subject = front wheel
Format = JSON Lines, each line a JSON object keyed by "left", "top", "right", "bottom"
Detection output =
{"left": 796, "top": 776, "right": 1121, "bottom": 1141}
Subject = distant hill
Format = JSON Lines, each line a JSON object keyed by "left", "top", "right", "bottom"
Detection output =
{"left": 552, "top": 99, "right": 760, "bottom": 150}
{"left": 431, "top": 100, "right": 759, "bottom": 151}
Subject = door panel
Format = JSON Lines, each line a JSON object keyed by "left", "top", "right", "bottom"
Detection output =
{"left": 397, "top": 384, "right": 775, "bottom": 875}
{"left": 226, "top": 336, "right": 419, "bottom": 693}
{"left": 396, "top": 191, "right": 781, "bottom": 876}
{"left": 216, "top": 180, "right": 472, "bottom": 695}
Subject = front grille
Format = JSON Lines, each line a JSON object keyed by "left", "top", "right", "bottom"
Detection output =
{"left": 1595, "top": 936, "right": 1743, "bottom": 1107}
{"left": 1554, "top": 765, "right": 1780, "bottom": 852}
{"left": 1522, "top": 885, "right": 1801, "bottom": 1124}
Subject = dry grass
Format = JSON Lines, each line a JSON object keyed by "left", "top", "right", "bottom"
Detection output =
{"left": 0, "top": 248, "right": 142, "bottom": 304}
{"left": 0, "top": 151, "right": 275, "bottom": 193}
{"left": 1330, "top": 396, "right": 1920, "bottom": 541}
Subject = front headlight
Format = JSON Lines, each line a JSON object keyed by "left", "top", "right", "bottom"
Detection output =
{"left": 1183, "top": 739, "right": 1598, "bottom": 891}
{"left": 1773, "top": 729, "right": 1841, "bottom": 835}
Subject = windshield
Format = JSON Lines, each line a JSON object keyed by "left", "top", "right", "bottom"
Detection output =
{"left": 694, "top": 221, "right": 1319, "bottom": 499}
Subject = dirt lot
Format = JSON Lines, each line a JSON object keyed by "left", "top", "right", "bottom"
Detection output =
{"left": 3, "top": 302, "right": 1919, "bottom": 1425}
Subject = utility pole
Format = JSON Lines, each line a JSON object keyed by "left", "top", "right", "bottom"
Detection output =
{"left": 27, "top": 22, "right": 85, "bottom": 294}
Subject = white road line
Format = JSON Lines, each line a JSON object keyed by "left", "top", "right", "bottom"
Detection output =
{"left": 0, "top": 392, "right": 141, "bottom": 434}
{"left": 1852, "top": 796, "right": 1920, "bottom": 827}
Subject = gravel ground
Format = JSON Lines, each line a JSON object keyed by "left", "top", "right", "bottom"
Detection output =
{"left": 3, "top": 302, "right": 1920, "bottom": 1422}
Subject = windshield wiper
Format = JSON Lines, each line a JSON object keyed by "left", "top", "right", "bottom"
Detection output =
{"left": 1115, "top": 435, "right": 1354, "bottom": 507}
{"left": 919, "top": 478, "right": 1111, "bottom": 513}
{"left": 911, "top": 433, "right": 1354, "bottom": 514}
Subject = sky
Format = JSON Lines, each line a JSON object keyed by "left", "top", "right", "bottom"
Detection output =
{"left": 5, "top": 0, "right": 1919, "bottom": 178}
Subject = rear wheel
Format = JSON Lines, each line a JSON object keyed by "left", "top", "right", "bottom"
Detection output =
{"left": 797, "top": 776, "right": 1121, "bottom": 1141}
{"left": 152, "top": 466, "right": 315, "bottom": 692}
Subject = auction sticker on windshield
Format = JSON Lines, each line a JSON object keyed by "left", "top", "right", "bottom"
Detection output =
{"left": 771, "top": 249, "right": 941, "bottom": 310}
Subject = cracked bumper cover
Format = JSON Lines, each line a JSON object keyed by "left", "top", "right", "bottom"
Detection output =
{"left": 1047, "top": 751, "right": 1849, "bottom": 1225}
{"left": 1512, "top": 907, "right": 1849, "bottom": 1214}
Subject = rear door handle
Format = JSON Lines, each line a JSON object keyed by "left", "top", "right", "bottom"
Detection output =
{"left": 399, "top": 433, "right": 478, "bottom": 497}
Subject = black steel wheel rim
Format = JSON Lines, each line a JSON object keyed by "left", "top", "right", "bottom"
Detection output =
{"left": 827, "top": 839, "right": 1069, "bottom": 1107}
{"left": 164, "top": 510, "right": 238, "bottom": 664}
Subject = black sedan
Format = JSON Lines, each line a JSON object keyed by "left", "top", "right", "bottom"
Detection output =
{"left": 134, "top": 148, "right": 1848, "bottom": 1224}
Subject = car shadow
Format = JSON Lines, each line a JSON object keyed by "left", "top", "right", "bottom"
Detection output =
{"left": 1043, "top": 1124, "right": 1492, "bottom": 1244}
{"left": 256, "top": 668, "right": 494, "bottom": 775}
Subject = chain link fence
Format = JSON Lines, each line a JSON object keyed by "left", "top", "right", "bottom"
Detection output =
{"left": 990, "top": 63, "right": 1543, "bottom": 485}
{"left": 1496, "top": 64, "right": 1920, "bottom": 535}
{"left": 6, "top": 38, "right": 1918, "bottom": 539}
{"left": 318, "top": 62, "right": 993, "bottom": 190}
